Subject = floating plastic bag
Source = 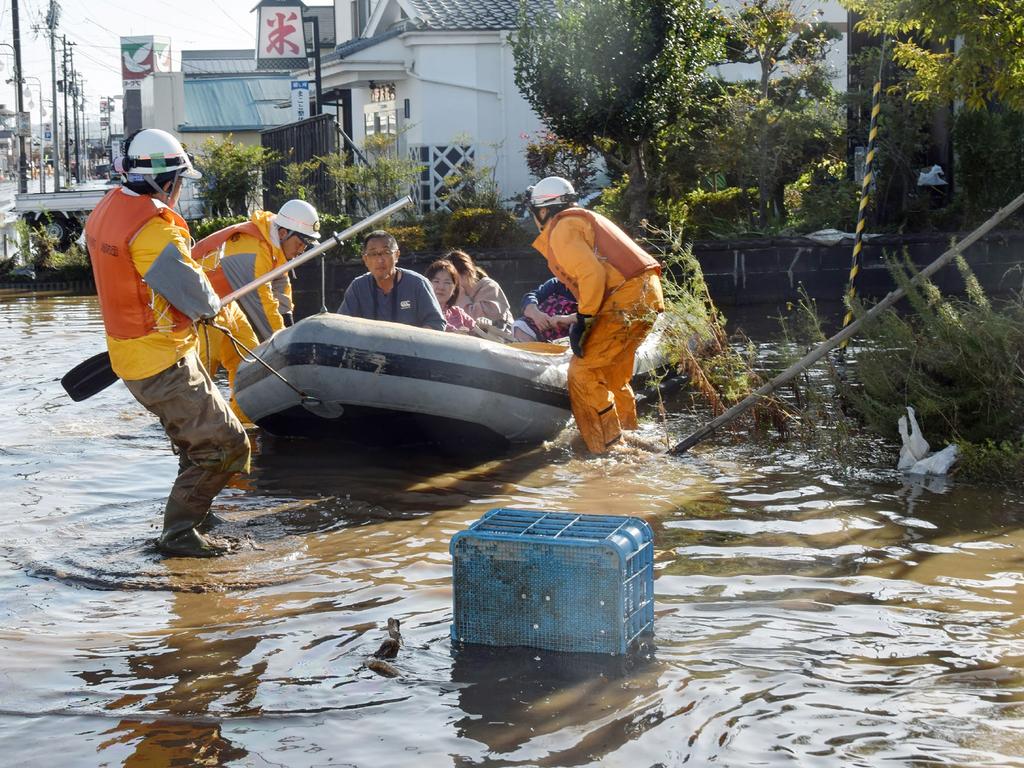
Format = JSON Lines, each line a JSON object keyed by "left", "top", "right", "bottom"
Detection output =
{"left": 917, "top": 164, "right": 948, "bottom": 186}
{"left": 906, "top": 444, "right": 960, "bottom": 476}
{"left": 897, "top": 406, "right": 930, "bottom": 470}
{"left": 896, "top": 406, "right": 959, "bottom": 476}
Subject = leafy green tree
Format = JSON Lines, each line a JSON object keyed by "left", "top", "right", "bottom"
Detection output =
{"left": 704, "top": 0, "right": 842, "bottom": 226}
{"left": 193, "top": 135, "right": 277, "bottom": 217}
{"left": 843, "top": 0, "right": 1024, "bottom": 110}
{"left": 513, "top": 0, "right": 722, "bottom": 224}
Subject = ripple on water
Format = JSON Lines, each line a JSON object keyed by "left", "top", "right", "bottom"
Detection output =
{"left": 9, "top": 495, "right": 416, "bottom": 593}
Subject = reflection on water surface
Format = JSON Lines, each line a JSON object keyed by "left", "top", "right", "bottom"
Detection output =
{"left": 1, "top": 293, "right": 1022, "bottom": 766}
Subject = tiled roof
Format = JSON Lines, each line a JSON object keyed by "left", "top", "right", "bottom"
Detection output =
{"left": 328, "top": 28, "right": 405, "bottom": 61}
{"left": 180, "top": 76, "right": 295, "bottom": 132}
{"left": 404, "top": 0, "right": 552, "bottom": 30}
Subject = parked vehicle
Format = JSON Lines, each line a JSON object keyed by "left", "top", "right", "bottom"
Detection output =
{"left": 12, "top": 180, "right": 206, "bottom": 249}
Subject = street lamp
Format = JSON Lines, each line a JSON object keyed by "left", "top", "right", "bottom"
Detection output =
{"left": 22, "top": 76, "right": 47, "bottom": 193}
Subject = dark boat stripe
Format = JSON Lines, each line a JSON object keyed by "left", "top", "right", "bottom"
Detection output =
{"left": 252, "top": 341, "right": 573, "bottom": 410}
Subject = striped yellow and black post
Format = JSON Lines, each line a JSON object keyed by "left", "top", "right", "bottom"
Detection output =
{"left": 839, "top": 43, "right": 886, "bottom": 352}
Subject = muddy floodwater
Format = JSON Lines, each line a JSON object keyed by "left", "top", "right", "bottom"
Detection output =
{"left": 1, "top": 291, "right": 1023, "bottom": 767}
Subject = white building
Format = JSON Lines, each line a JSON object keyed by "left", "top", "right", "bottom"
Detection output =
{"left": 316, "top": 0, "right": 549, "bottom": 211}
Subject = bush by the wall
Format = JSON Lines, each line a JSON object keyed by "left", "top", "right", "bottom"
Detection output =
{"left": 785, "top": 158, "right": 859, "bottom": 233}
{"left": 661, "top": 187, "right": 758, "bottom": 240}
{"left": 441, "top": 207, "right": 530, "bottom": 249}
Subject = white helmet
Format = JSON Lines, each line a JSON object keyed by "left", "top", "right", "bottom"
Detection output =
{"left": 122, "top": 128, "right": 201, "bottom": 180}
{"left": 527, "top": 176, "right": 577, "bottom": 209}
{"left": 275, "top": 199, "right": 321, "bottom": 240}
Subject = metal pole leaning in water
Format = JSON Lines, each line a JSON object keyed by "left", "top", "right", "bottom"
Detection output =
{"left": 220, "top": 195, "right": 413, "bottom": 306}
{"left": 669, "top": 189, "right": 1024, "bottom": 456}
{"left": 840, "top": 38, "right": 886, "bottom": 353}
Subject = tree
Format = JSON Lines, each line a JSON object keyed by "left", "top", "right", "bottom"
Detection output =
{"left": 706, "top": 0, "right": 843, "bottom": 226}
{"left": 193, "top": 136, "right": 277, "bottom": 217}
{"left": 843, "top": 0, "right": 1024, "bottom": 111}
{"left": 513, "top": 0, "right": 722, "bottom": 224}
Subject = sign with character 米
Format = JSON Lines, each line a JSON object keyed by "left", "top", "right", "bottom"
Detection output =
{"left": 255, "top": 0, "right": 309, "bottom": 71}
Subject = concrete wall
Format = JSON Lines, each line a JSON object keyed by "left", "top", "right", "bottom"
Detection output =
{"left": 291, "top": 231, "right": 1024, "bottom": 320}
{"left": 140, "top": 73, "right": 186, "bottom": 138}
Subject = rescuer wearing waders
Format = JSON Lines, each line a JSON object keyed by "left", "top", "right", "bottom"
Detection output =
{"left": 85, "top": 128, "right": 251, "bottom": 557}
{"left": 527, "top": 177, "right": 664, "bottom": 454}
{"left": 192, "top": 199, "right": 321, "bottom": 421}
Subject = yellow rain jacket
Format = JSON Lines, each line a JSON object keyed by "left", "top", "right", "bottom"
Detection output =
{"left": 195, "top": 210, "right": 294, "bottom": 341}
{"left": 532, "top": 208, "right": 664, "bottom": 453}
{"left": 86, "top": 188, "right": 220, "bottom": 381}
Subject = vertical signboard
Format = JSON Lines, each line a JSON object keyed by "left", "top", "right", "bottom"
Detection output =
{"left": 291, "top": 81, "right": 310, "bottom": 121}
{"left": 255, "top": 0, "right": 309, "bottom": 70}
{"left": 120, "top": 36, "right": 172, "bottom": 91}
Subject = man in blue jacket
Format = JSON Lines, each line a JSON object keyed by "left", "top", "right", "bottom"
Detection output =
{"left": 338, "top": 230, "right": 446, "bottom": 330}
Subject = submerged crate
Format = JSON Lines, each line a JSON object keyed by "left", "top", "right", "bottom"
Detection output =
{"left": 450, "top": 508, "right": 654, "bottom": 655}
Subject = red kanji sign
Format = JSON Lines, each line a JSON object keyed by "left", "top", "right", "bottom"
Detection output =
{"left": 256, "top": 3, "right": 308, "bottom": 67}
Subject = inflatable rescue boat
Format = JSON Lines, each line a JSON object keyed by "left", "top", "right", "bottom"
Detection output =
{"left": 234, "top": 312, "right": 669, "bottom": 447}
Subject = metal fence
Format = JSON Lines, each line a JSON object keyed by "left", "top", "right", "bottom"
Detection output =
{"left": 261, "top": 114, "right": 339, "bottom": 213}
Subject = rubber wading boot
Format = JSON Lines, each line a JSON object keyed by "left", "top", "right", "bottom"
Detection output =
{"left": 158, "top": 498, "right": 228, "bottom": 558}
{"left": 157, "top": 527, "right": 228, "bottom": 558}
{"left": 198, "top": 510, "right": 229, "bottom": 532}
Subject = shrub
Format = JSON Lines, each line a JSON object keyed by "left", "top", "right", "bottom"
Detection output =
{"left": 441, "top": 207, "right": 529, "bottom": 249}
{"left": 785, "top": 157, "right": 859, "bottom": 232}
{"left": 660, "top": 187, "right": 758, "bottom": 240}
{"left": 190, "top": 215, "right": 248, "bottom": 241}
{"left": 389, "top": 224, "right": 428, "bottom": 252}
{"left": 847, "top": 252, "right": 1024, "bottom": 445}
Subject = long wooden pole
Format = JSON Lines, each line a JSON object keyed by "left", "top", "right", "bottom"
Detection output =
{"left": 669, "top": 190, "right": 1024, "bottom": 455}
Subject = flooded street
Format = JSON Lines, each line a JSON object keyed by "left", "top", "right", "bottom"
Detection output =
{"left": 1, "top": 291, "right": 1023, "bottom": 767}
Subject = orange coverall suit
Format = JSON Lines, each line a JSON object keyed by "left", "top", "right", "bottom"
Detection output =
{"left": 533, "top": 208, "right": 664, "bottom": 453}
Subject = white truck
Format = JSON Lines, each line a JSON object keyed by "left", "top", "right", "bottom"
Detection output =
{"left": 12, "top": 181, "right": 206, "bottom": 249}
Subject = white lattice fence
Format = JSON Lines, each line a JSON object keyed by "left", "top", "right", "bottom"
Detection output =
{"left": 410, "top": 144, "right": 476, "bottom": 212}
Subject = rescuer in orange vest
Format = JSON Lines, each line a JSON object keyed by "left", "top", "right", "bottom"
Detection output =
{"left": 527, "top": 176, "right": 665, "bottom": 454}
{"left": 85, "top": 128, "right": 251, "bottom": 558}
{"left": 192, "top": 200, "right": 321, "bottom": 422}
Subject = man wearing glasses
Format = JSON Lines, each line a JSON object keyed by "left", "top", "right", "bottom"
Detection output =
{"left": 338, "top": 230, "right": 446, "bottom": 331}
{"left": 192, "top": 198, "right": 321, "bottom": 421}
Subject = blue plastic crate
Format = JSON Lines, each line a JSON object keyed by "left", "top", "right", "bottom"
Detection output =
{"left": 450, "top": 508, "right": 654, "bottom": 655}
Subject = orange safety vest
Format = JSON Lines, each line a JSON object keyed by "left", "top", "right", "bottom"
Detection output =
{"left": 193, "top": 220, "right": 264, "bottom": 298}
{"left": 86, "top": 189, "right": 192, "bottom": 339}
{"left": 541, "top": 208, "right": 661, "bottom": 291}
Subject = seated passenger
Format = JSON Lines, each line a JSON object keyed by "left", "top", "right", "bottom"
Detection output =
{"left": 337, "top": 230, "right": 446, "bottom": 330}
{"left": 425, "top": 259, "right": 476, "bottom": 332}
{"left": 444, "top": 249, "right": 514, "bottom": 330}
{"left": 512, "top": 277, "right": 579, "bottom": 342}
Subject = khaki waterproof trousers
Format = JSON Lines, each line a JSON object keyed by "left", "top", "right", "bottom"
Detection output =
{"left": 196, "top": 302, "right": 259, "bottom": 423}
{"left": 124, "top": 350, "right": 251, "bottom": 540}
{"left": 568, "top": 271, "right": 664, "bottom": 454}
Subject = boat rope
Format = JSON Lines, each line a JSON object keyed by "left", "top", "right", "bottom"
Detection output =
{"left": 201, "top": 319, "right": 320, "bottom": 406}
{"left": 840, "top": 36, "right": 886, "bottom": 353}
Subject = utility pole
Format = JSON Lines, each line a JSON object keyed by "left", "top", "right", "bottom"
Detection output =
{"left": 46, "top": 0, "right": 61, "bottom": 190}
{"left": 61, "top": 36, "right": 71, "bottom": 184}
{"left": 77, "top": 75, "right": 84, "bottom": 179}
{"left": 12, "top": 0, "right": 27, "bottom": 194}
{"left": 69, "top": 44, "right": 79, "bottom": 182}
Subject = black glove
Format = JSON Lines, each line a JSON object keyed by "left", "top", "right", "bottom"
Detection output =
{"left": 568, "top": 314, "right": 592, "bottom": 358}
{"left": 282, "top": 312, "right": 295, "bottom": 328}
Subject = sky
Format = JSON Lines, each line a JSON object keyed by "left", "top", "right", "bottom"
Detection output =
{"left": 0, "top": 0, "right": 275, "bottom": 135}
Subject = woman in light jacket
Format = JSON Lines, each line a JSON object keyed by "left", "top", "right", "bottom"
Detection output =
{"left": 444, "top": 249, "right": 514, "bottom": 331}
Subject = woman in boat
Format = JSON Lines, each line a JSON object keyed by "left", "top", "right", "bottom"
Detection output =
{"left": 511, "top": 277, "right": 578, "bottom": 342}
{"left": 444, "top": 249, "right": 515, "bottom": 331}
{"left": 425, "top": 259, "right": 475, "bottom": 333}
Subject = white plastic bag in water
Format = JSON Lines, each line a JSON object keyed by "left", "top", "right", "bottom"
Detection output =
{"left": 897, "top": 406, "right": 959, "bottom": 476}
{"left": 897, "top": 406, "right": 930, "bottom": 470}
{"left": 906, "top": 444, "right": 960, "bottom": 476}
